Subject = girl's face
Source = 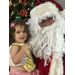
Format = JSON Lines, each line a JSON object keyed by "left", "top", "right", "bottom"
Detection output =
{"left": 14, "top": 25, "right": 27, "bottom": 43}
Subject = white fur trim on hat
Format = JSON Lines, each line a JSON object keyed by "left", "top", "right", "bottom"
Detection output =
{"left": 60, "top": 9, "right": 65, "bottom": 19}
{"left": 30, "top": 2, "right": 59, "bottom": 17}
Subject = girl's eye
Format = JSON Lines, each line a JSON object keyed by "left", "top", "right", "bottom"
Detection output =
{"left": 17, "top": 31, "right": 20, "bottom": 33}
{"left": 23, "top": 31, "right": 26, "bottom": 33}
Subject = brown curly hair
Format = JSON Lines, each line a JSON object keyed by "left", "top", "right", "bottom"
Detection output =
{"left": 9, "top": 19, "right": 30, "bottom": 46}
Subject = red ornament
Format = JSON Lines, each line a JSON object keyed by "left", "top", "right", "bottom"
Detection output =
{"left": 20, "top": 0, "right": 26, "bottom": 4}
{"left": 20, "top": 10, "right": 27, "bottom": 17}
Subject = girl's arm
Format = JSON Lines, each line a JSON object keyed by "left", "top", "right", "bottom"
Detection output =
{"left": 11, "top": 44, "right": 29, "bottom": 65}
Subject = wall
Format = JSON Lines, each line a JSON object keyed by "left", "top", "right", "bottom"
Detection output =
{"left": 55, "top": 0, "right": 65, "bottom": 9}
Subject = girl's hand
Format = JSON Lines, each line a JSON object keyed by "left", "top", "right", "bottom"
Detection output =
{"left": 21, "top": 44, "right": 29, "bottom": 52}
{"left": 34, "top": 68, "right": 40, "bottom": 74}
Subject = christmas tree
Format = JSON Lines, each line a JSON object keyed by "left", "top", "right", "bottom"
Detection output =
{"left": 9, "top": 0, "right": 37, "bottom": 24}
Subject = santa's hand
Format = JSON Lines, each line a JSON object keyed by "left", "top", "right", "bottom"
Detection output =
{"left": 21, "top": 44, "right": 30, "bottom": 52}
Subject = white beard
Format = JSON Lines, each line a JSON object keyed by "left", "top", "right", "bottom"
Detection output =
{"left": 28, "top": 12, "right": 65, "bottom": 66}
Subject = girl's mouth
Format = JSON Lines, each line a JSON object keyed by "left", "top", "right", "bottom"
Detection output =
{"left": 20, "top": 37, "right": 24, "bottom": 39}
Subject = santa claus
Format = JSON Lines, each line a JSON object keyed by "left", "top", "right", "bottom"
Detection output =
{"left": 28, "top": 0, "right": 65, "bottom": 75}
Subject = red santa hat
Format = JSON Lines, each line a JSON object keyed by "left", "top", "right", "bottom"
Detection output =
{"left": 30, "top": 0, "right": 65, "bottom": 18}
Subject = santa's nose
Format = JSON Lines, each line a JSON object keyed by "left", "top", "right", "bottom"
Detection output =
{"left": 46, "top": 21, "right": 50, "bottom": 26}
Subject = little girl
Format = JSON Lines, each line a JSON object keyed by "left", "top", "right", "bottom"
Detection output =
{"left": 9, "top": 19, "right": 39, "bottom": 75}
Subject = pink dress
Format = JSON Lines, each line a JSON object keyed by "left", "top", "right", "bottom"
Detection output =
{"left": 9, "top": 70, "right": 39, "bottom": 75}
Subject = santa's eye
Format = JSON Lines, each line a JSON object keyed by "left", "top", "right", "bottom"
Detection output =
{"left": 41, "top": 20, "right": 46, "bottom": 23}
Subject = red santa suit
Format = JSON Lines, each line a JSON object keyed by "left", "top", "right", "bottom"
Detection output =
{"left": 33, "top": 55, "right": 50, "bottom": 75}
{"left": 28, "top": 0, "right": 65, "bottom": 75}
{"left": 33, "top": 54, "right": 65, "bottom": 75}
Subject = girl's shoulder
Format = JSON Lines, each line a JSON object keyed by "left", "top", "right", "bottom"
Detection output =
{"left": 9, "top": 45, "right": 20, "bottom": 55}
{"left": 12, "top": 43, "right": 24, "bottom": 50}
{"left": 12, "top": 43, "right": 24, "bottom": 46}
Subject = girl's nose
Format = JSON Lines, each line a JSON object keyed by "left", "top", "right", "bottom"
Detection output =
{"left": 20, "top": 32, "right": 24, "bottom": 35}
